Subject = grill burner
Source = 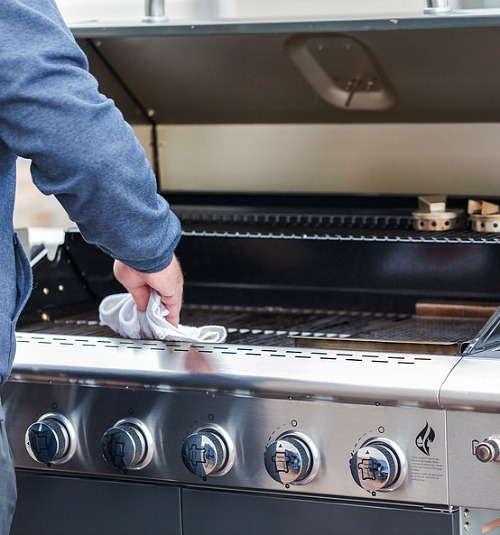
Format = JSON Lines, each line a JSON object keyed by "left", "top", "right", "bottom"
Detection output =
{"left": 411, "top": 195, "right": 464, "bottom": 232}
{"left": 468, "top": 199, "right": 500, "bottom": 233}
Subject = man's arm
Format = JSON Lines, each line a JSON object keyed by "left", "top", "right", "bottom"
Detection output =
{"left": 0, "top": 0, "right": 183, "bottom": 318}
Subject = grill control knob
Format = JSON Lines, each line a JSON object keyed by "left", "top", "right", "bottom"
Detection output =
{"left": 264, "top": 431, "right": 320, "bottom": 485}
{"left": 350, "top": 438, "right": 407, "bottom": 492}
{"left": 26, "top": 413, "right": 76, "bottom": 464}
{"left": 101, "top": 418, "right": 154, "bottom": 471}
{"left": 181, "top": 426, "right": 234, "bottom": 478}
{"left": 475, "top": 437, "right": 500, "bottom": 463}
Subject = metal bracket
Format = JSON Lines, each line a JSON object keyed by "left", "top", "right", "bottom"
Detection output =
{"left": 143, "top": 0, "right": 168, "bottom": 23}
{"left": 286, "top": 34, "right": 396, "bottom": 112}
{"left": 424, "top": 0, "right": 453, "bottom": 14}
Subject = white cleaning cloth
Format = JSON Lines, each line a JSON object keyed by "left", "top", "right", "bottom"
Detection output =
{"left": 99, "top": 291, "right": 227, "bottom": 343}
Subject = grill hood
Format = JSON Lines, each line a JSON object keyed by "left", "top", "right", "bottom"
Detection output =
{"left": 72, "top": 14, "right": 500, "bottom": 126}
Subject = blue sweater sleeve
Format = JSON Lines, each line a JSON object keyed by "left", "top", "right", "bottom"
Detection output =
{"left": 0, "top": 0, "right": 181, "bottom": 273}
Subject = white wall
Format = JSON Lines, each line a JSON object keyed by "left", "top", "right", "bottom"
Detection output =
{"left": 15, "top": 159, "right": 73, "bottom": 228}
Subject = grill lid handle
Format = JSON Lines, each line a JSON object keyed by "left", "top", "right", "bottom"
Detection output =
{"left": 463, "top": 306, "right": 500, "bottom": 356}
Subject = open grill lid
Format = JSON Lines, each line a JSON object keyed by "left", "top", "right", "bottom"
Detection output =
{"left": 72, "top": 14, "right": 500, "bottom": 125}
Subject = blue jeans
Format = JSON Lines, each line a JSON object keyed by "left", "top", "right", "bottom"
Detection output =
{"left": 0, "top": 419, "right": 16, "bottom": 534}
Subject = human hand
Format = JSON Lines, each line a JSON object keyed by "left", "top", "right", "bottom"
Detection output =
{"left": 113, "top": 255, "right": 184, "bottom": 326}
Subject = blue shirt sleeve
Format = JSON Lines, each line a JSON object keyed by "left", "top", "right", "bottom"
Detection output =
{"left": 0, "top": 0, "right": 181, "bottom": 273}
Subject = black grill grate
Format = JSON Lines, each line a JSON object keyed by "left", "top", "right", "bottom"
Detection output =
{"left": 17, "top": 305, "right": 484, "bottom": 349}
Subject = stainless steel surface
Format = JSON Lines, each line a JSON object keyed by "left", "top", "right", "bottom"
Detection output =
{"left": 432, "top": 351, "right": 500, "bottom": 508}
{"left": 425, "top": 0, "right": 452, "bottom": 14}
{"left": 445, "top": 410, "right": 500, "bottom": 509}
{"left": 10, "top": 333, "right": 460, "bottom": 407}
{"left": 440, "top": 356, "right": 500, "bottom": 411}
{"left": 143, "top": 0, "right": 168, "bottom": 23}
{"left": 2, "top": 332, "right": 451, "bottom": 506}
{"left": 14, "top": 326, "right": 500, "bottom": 511}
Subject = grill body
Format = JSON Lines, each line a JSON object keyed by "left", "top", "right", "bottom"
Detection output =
{"left": 9, "top": 11, "right": 500, "bottom": 535}
{"left": 4, "top": 334, "right": 460, "bottom": 534}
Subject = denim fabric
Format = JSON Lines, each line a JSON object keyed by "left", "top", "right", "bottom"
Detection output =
{"left": 0, "top": 417, "right": 16, "bottom": 534}
{"left": 0, "top": 0, "right": 182, "bottom": 385}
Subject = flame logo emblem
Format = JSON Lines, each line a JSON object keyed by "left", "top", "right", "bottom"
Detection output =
{"left": 415, "top": 422, "right": 435, "bottom": 456}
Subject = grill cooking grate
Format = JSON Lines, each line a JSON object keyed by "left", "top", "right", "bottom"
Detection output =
{"left": 178, "top": 209, "right": 500, "bottom": 244}
{"left": 16, "top": 305, "right": 484, "bottom": 349}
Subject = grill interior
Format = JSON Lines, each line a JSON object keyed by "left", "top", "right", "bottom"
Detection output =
{"left": 20, "top": 207, "right": 500, "bottom": 352}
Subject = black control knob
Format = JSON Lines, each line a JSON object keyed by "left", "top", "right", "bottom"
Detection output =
{"left": 475, "top": 437, "right": 500, "bottom": 463}
{"left": 264, "top": 432, "right": 319, "bottom": 485}
{"left": 350, "top": 438, "right": 406, "bottom": 492}
{"left": 182, "top": 429, "right": 231, "bottom": 477}
{"left": 101, "top": 419, "right": 153, "bottom": 471}
{"left": 25, "top": 413, "right": 75, "bottom": 464}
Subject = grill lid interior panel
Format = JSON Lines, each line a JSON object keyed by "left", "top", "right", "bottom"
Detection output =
{"left": 74, "top": 17, "right": 500, "bottom": 124}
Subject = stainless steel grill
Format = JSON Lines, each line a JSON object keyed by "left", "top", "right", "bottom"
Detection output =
{"left": 8, "top": 8, "right": 500, "bottom": 535}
